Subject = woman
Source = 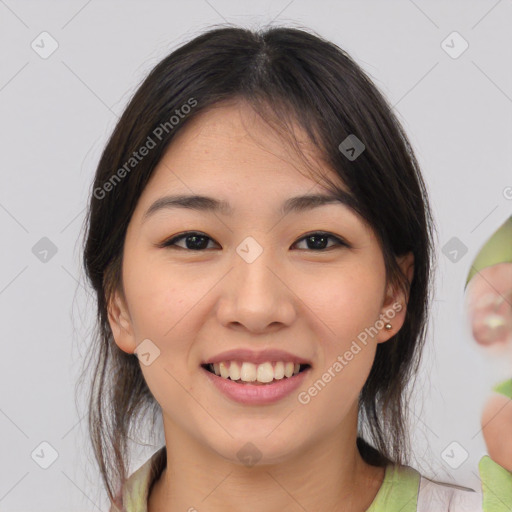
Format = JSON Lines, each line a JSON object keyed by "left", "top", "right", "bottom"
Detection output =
{"left": 80, "top": 25, "right": 512, "bottom": 511}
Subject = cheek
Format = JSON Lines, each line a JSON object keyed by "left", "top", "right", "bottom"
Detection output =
{"left": 121, "top": 255, "right": 217, "bottom": 396}
{"left": 292, "top": 261, "right": 383, "bottom": 405}
{"left": 294, "top": 261, "right": 385, "bottom": 342}
{"left": 127, "top": 259, "right": 201, "bottom": 412}
{"left": 122, "top": 252, "right": 204, "bottom": 339}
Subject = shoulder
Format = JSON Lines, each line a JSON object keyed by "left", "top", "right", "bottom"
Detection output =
{"left": 368, "top": 463, "right": 481, "bottom": 512}
{"left": 417, "top": 473, "right": 483, "bottom": 512}
{"left": 109, "top": 446, "right": 167, "bottom": 512}
{"left": 371, "top": 456, "right": 512, "bottom": 512}
{"left": 416, "top": 455, "right": 512, "bottom": 512}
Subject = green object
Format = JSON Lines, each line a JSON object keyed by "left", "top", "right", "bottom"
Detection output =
{"left": 493, "top": 378, "right": 512, "bottom": 399}
{"left": 365, "top": 463, "right": 419, "bottom": 512}
{"left": 465, "top": 215, "right": 512, "bottom": 290}
{"left": 479, "top": 455, "right": 512, "bottom": 512}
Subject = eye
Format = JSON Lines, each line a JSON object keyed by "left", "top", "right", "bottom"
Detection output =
{"left": 160, "top": 231, "right": 348, "bottom": 251}
{"left": 292, "top": 232, "right": 348, "bottom": 251}
{"left": 160, "top": 231, "right": 218, "bottom": 251}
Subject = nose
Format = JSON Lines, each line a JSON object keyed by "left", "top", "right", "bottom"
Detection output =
{"left": 216, "top": 246, "right": 297, "bottom": 333}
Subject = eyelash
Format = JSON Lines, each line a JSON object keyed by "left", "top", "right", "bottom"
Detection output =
{"left": 159, "top": 231, "right": 349, "bottom": 251}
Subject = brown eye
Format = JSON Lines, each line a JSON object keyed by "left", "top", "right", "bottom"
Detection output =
{"left": 161, "top": 232, "right": 218, "bottom": 251}
{"left": 159, "top": 231, "right": 349, "bottom": 252}
{"left": 293, "top": 232, "right": 348, "bottom": 251}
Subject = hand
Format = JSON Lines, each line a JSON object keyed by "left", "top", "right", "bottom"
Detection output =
{"left": 464, "top": 261, "right": 512, "bottom": 472}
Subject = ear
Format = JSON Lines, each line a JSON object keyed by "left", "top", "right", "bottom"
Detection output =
{"left": 376, "top": 251, "right": 414, "bottom": 344}
{"left": 107, "top": 288, "right": 137, "bottom": 354}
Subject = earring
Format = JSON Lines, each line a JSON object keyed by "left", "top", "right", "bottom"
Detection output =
{"left": 384, "top": 323, "right": 392, "bottom": 330}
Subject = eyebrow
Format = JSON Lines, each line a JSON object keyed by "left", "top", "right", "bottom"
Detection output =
{"left": 142, "top": 191, "right": 358, "bottom": 223}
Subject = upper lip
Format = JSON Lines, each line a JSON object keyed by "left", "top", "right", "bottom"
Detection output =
{"left": 202, "top": 349, "right": 312, "bottom": 366}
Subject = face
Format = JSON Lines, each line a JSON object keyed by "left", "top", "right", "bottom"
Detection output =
{"left": 108, "top": 101, "right": 413, "bottom": 466}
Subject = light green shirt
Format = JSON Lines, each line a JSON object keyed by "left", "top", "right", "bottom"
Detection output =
{"left": 109, "top": 433, "right": 512, "bottom": 512}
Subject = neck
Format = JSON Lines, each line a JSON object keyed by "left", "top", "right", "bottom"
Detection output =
{"left": 148, "top": 408, "right": 386, "bottom": 512}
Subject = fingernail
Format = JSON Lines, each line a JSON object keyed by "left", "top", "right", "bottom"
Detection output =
{"left": 482, "top": 314, "right": 507, "bottom": 330}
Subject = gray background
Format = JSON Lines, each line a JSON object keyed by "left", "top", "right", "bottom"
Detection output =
{"left": 1, "top": 0, "right": 511, "bottom": 510}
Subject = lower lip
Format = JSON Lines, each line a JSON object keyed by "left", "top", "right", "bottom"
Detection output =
{"left": 201, "top": 366, "right": 311, "bottom": 405}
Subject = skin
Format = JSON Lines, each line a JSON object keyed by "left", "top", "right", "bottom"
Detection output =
{"left": 465, "top": 262, "right": 512, "bottom": 348}
{"left": 464, "top": 262, "right": 512, "bottom": 471}
{"left": 107, "top": 100, "right": 414, "bottom": 512}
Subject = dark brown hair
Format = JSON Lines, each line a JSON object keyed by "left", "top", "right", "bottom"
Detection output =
{"left": 79, "top": 23, "right": 436, "bottom": 504}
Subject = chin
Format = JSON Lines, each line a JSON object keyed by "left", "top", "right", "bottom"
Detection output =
{"left": 207, "top": 435, "right": 304, "bottom": 468}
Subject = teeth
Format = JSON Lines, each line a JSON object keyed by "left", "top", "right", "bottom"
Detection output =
{"left": 257, "top": 362, "right": 274, "bottom": 383}
{"left": 240, "top": 361, "right": 257, "bottom": 382}
{"left": 274, "top": 361, "right": 285, "bottom": 379}
{"left": 219, "top": 361, "right": 230, "bottom": 379}
{"left": 208, "top": 361, "right": 305, "bottom": 383}
{"left": 229, "top": 361, "right": 240, "bottom": 380}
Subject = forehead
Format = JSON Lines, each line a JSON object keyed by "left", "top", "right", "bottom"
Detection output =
{"left": 173, "top": 100, "right": 314, "bottom": 155}
{"left": 143, "top": 100, "right": 343, "bottom": 199}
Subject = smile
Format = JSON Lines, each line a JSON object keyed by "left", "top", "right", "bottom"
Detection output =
{"left": 201, "top": 362, "right": 312, "bottom": 405}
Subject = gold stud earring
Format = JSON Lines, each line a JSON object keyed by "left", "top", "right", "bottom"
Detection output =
{"left": 384, "top": 323, "right": 392, "bottom": 330}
